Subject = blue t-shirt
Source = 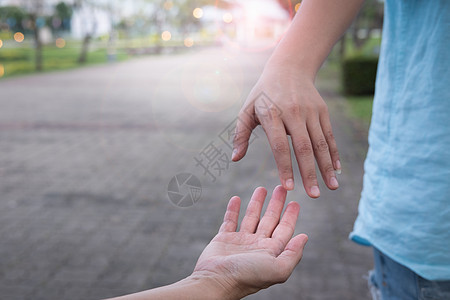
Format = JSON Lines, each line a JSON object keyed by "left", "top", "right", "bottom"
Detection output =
{"left": 350, "top": 0, "right": 450, "bottom": 280}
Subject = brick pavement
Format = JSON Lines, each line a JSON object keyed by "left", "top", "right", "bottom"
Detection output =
{"left": 0, "top": 48, "right": 372, "bottom": 300}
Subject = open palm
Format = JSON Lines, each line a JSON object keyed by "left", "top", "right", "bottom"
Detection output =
{"left": 193, "top": 186, "right": 308, "bottom": 298}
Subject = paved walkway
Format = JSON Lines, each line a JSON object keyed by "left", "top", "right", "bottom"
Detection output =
{"left": 0, "top": 47, "right": 372, "bottom": 300}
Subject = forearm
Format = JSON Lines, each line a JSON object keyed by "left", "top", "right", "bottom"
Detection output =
{"left": 269, "top": 0, "right": 364, "bottom": 79}
{"left": 107, "top": 272, "right": 241, "bottom": 300}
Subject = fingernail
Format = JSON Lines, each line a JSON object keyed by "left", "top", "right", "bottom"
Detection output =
{"left": 285, "top": 179, "right": 294, "bottom": 190}
{"left": 231, "top": 149, "right": 238, "bottom": 160}
{"left": 330, "top": 176, "right": 339, "bottom": 188}
{"left": 310, "top": 186, "right": 320, "bottom": 198}
{"left": 335, "top": 160, "right": 342, "bottom": 175}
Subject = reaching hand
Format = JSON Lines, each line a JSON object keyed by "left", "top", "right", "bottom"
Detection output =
{"left": 193, "top": 186, "right": 308, "bottom": 299}
{"left": 232, "top": 63, "right": 341, "bottom": 198}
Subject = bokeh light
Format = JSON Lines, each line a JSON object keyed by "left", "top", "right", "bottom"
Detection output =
{"left": 184, "top": 37, "right": 194, "bottom": 48}
{"left": 161, "top": 31, "right": 172, "bottom": 41}
{"left": 180, "top": 52, "right": 242, "bottom": 113}
{"left": 55, "top": 38, "right": 66, "bottom": 48}
{"left": 0, "top": 39, "right": 3, "bottom": 48}
{"left": 223, "top": 13, "right": 233, "bottom": 23}
{"left": 295, "top": 2, "right": 301, "bottom": 12}
{"left": 0, "top": 64, "right": 4, "bottom": 78}
{"left": 193, "top": 8, "right": 203, "bottom": 19}
{"left": 163, "top": 1, "right": 173, "bottom": 10}
{"left": 14, "top": 32, "right": 25, "bottom": 43}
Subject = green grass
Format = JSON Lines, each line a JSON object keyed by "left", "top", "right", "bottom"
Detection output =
{"left": 0, "top": 42, "right": 129, "bottom": 78}
{"left": 345, "top": 95, "right": 374, "bottom": 125}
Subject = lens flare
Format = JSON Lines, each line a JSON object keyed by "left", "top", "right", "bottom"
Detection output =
{"left": 223, "top": 13, "right": 233, "bottom": 23}
{"left": 55, "top": 38, "right": 66, "bottom": 48}
{"left": 193, "top": 8, "right": 203, "bottom": 19}
{"left": 163, "top": 1, "right": 173, "bottom": 10}
{"left": 180, "top": 52, "right": 242, "bottom": 113}
{"left": 295, "top": 2, "right": 301, "bottom": 12}
{"left": 0, "top": 64, "right": 4, "bottom": 78}
{"left": 14, "top": 32, "right": 24, "bottom": 43}
{"left": 0, "top": 39, "right": 3, "bottom": 48}
{"left": 214, "top": 0, "right": 291, "bottom": 53}
{"left": 184, "top": 37, "right": 194, "bottom": 48}
{"left": 161, "top": 31, "right": 172, "bottom": 41}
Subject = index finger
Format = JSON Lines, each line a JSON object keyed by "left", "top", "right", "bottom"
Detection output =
{"left": 232, "top": 110, "right": 258, "bottom": 162}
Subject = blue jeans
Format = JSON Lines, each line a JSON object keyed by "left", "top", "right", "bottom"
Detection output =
{"left": 369, "top": 248, "right": 450, "bottom": 300}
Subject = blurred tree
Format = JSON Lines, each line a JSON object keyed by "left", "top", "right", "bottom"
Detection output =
{"left": 337, "top": 0, "right": 383, "bottom": 61}
{"left": 0, "top": 1, "right": 46, "bottom": 71}
{"left": 104, "top": 0, "right": 122, "bottom": 61}
{"left": 29, "top": 0, "right": 44, "bottom": 71}
{"left": 55, "top": 2, "right": 73, "bottom": 20}
{"left": 350, "top": 0, "right": 383, "bottom": 50}
{"left": 141, "top": 0, "right": 209, "bottom": 52}
{"left": 0, "top": 6, "right": 27, "bottom": 33}
{"left": 148, "top": 0, "right": 166, "bottom": 53}
{"left": 54, "top": 2, "right": 73, "bottom": 31}
{"left": 146, "top": 0, "right": 214, "bottom": 48}
{"left": 174, "top": 0, "right": 211, "bottom": 36}
{"left": 74, "top": 0, "right": 97, "bottom": 63}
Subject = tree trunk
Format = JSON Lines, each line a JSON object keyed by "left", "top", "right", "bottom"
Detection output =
{"left": 30, "top": 14, "right": 43, "bottom": 72}
{"left": 78, "top": 34, "right": 91, "bottom": 64}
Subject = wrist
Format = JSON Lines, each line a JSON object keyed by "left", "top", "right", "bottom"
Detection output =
{"left": 264, "top": 49, "right": 318, "bottom": 85}
{"left": 187, "top": 271, "right": 247, "bottom": 300}
{"left": 267, "top": 52, "right": 317, "bottom": 81}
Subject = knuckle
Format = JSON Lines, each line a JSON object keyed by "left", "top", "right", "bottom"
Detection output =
{"left": 232, "top": 131, "right": 244, "bottom": 145}
{"left": 225, "top": 218, "right": 237, "bottom": 227}
{"left": 325, "top": 130, "right": 335, "bottom": 141}
{"left": 279, "top": 164, "right": 292, "bottom": 176}
{"left": 294, "top": 140, "right": 313, "bottom": 157}
{"left": 330, "top": 147, "right": 339, "bottom": 157}
{"left": 324, "top": 164, "right": 335, "bottom": 174}
{"left": 278, "top": 219, "right": 293, "bottom": 229}
{"left": 234, "top": 140, "right": 248, "bottom": 150}
{"left": 233, "top": 138, "right": 248, "bottom": 150}
{"left": 299, "top": 104, "right": 312, "bottom": 115}
{"left": 238, "top": 109, "right": 257, "bottom": 127}
{"left": 264, "top": 211, "right": 279, "bottom": 221}
{"left": 318, "top": 102, "right": 328, "bottom": 114}
{"left": 256, "top": 104, "right": 280, "bottom": 120}
{"left": 237, "top": 111, "right": 250, "bottom": 123}
{"left": 268, "top": 106, "right": 280, "bottom": 116}
{"left": 287, "top": 102, "right": 302, "bottom": 116}
{"left": 233, "top": 129, "right": 244, "bottom": 142}
{"left": 272, "top": 139, "right": 290, "bottom": 154}
{"left": 306, "top": 170, "right": 317, "bottom": 181}
{"left": 245, "top": 214, "right": 260, "bottom": 223}
{"left": 315, "top": 139, "right": 329, "bottom": 153}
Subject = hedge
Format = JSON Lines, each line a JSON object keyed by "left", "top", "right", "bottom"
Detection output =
{"left": 1, "top": 61, "right": 34, "bottom": 76}
{"left": 0, "top": 50, "right": 30, "bottom": 62}
{"left": 342, "top": 56, "right": 378, "bottom": 95}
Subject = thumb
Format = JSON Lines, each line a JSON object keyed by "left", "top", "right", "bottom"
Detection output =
{"left": 276, "top": 234, "right": 308, "bottom": 274}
